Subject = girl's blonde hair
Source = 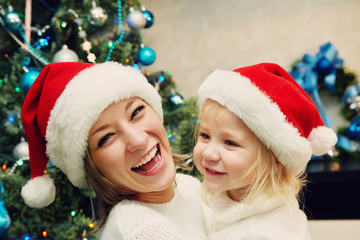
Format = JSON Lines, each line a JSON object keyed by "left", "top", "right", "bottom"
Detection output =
{"left": 84, "top": 149, "right": 190, "bottom": 230}
{"left": 197, "top": 99, "right": 307, "bottom": 205}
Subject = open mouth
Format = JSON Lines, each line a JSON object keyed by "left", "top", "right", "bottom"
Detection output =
{"left": 205, "top": 167, "right": 226, "bottom": 176}
{"left": 131, "top": 145, "right": 162, "bottom": 174}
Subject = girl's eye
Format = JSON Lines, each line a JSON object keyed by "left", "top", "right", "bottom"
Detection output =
{"left": 131, "top": 105, "right": 145, "bottom": 120}
{"left": 225, "top": 140, "right": 237, "bottom": 146}
{"left": 98, "top": 134, "right": 114, "bottom": 148}
{"left": 199, "top": 132, "right": 210, "bottom": 140}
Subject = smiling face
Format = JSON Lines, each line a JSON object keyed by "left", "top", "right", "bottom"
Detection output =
{"left": 194, "top": 100, "right": 259, "bottom": 199}
{"left": 88, "top": 97, "right": 176, "bottom": 197}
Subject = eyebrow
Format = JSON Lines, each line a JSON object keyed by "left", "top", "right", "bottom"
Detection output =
{"left": 90, "top": 124, "right": 110, "bottom": 139}
{"left": 198, "top": 123, "right": 209, "bottom": 132}
{"left": 89, "top": 99, "right": 137, "bottom": 138}
{"left": 125, "top": 99, "right": 136, "bottom": 111}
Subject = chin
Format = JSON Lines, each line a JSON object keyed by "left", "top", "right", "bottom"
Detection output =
{"left": 162, "top": 165, "right": 176, "bottom": 184}
{"left": 204, "top": 182, "right": 223, "bottom": 193}
{"left": 152, "top": 162, "right": 176, "bottom": 189}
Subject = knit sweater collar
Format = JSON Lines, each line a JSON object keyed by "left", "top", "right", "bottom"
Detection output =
{"left": 209, "top": 192, "right": 285, "bottom": 224}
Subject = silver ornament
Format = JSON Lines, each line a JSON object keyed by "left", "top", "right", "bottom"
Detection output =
{"left": 126, "top": 10, "right": 146, "bottom": 30}
{"left": 88, "top": 2, "right": 108, "bottom": 26}
{"left": 13, "top": 137, "right": 29, "bottom": 160}
{"left": 53, "top": 45, "right": 79, "bottom": 63}
{"left": 4, "top": 7, "right": 22, "bottom": 31}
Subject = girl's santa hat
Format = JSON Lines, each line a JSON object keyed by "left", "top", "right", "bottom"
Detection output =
{"left": 198, "top": 63, "right": 337, "bottom": 174}
{"left": 21, "top": 61, "right": 163, "bottom": 208}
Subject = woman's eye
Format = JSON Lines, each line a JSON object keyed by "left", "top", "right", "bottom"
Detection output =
{"left": 131, "top": 105, "right": 145, "bottom": 120}
{"left": 98, "top": 134, "right": 113, "bottom": 147}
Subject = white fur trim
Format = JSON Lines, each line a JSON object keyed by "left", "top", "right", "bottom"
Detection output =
{"left": 21, "top": 175, "right": 55, "bottom": 208}
{"left": 308, "top": 126, "right": 337, "bottom": 155}
{"left": 46, "top": 62, "right": 162, "bottom": 187}
{"left": 198, "top": 70, "right": 312, "bottom": 174}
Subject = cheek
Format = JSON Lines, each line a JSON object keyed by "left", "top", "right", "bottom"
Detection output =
{"left": 193, "top": 143, "right": 203, "bottom": 169}
{"left": 92, "top": 145, "right": 125, "bottom": 172}
{"left": 145, "top": 116, "right": 168, "bottom": 141}
{"left": 224, "top": 153, "right": 252, "bottom": 177}
{"left": 92, "top": 150, "right": 128, "bottom": 186}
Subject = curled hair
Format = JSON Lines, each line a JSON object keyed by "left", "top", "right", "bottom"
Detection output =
{"left": 241, "top": 139, "right": 307, "bottom": 206}
{"left": 84, "top": 149, "right": 190, "bottom": 230}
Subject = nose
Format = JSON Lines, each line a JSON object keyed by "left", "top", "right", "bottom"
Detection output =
{"left": 202, "top": 142, "right": 221, "bottom": 162}
{"left": 124, "top": 126, "right": 148, "bottom": 152}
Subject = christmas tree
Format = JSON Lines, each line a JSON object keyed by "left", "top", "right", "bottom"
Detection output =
{"left": 0, "top": 0, "right": 199, "bottom": 239}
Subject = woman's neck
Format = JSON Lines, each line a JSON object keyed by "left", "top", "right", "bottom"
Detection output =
{"left": 136, "top": 185, "right": 175, "bottom": 204}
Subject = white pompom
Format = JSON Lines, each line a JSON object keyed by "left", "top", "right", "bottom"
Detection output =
{"left": 21, "top": 174, "right": 56, "bottom": 208}
{"left": 308, "top": 126, "right": 338, "bottom": 156}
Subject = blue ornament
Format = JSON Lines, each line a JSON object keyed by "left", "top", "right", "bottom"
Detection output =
{"left": 346, "top": 116, "right": 360, "bottom": 140}
{"left": 142, "top": 10, "right": 154, "bottom": 28}
{"left": 4, "top": 11, "right": 22, "bottom": 31}
{"left": 20, "top": 67, "right": 41, "bottom": 94}
{"left": 137, "top": 47, "right": 156, "bottom": 66}
{"left": 302, "top": 54, "right": 314, "bottom": 64}
{"left": 343, "top": 83, "right": 360, "bottom": 105}
{"left": 0, "top": 182, "right": 10, "bottom": 236}
{"left": 316, "top": 57, "right": 332, "bottom": 75}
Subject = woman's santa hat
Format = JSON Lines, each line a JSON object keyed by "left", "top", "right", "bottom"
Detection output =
{"left": 198, "top": 62, "right": 337, "bottom": 174}
{"left": 21, "top": 61, "right": 163, "bottom": 208}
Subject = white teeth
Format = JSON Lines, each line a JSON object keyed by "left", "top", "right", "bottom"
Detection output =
{"left": 133, "top": 147, "right": 158, "bottom": 168}
{"left": 136, "top": 158, "right": 162, "bottom": 174}
{"left": 207, "top": 168, "right": 222, "bottom": 173}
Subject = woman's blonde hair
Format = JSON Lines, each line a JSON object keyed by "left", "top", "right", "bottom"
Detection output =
{"left": 197, "top": 99, "right": 307, "bottom": 205}
{"left": 84, "top": 149, "right": 190, "bottom": 230}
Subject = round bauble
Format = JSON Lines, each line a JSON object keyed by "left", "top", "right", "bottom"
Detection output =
{"left": 4, "top": 11, "right": 22, "bottom": 31}
{"left": 13, "top": 138, "right": 29, "bottom": 160}
{"left": 88, "top": 6, "right": 108, "bottom": 26}
{"left": 170, "top": 93, "right": 184, "bottom": 107}
{"left": 20, "top": 67, "right": 41, "bottom": 93}
{"left": 137, "top": 47, "right": 156, "bottom": 66}
{"left": 142, "top": 10, "right": 154, "bottom": 28}
{"left": 53, "top": 45, "right": 79, "bottom": 63}
{"left": 127, "top": 10, "right": 146, "bottom": 30}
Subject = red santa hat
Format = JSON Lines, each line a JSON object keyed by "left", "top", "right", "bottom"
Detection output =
{"left": 197, "top": 63, "right": 337, "bottom": 174}
{"left": 21, "top": 61, "right": 163, "bottom": 208}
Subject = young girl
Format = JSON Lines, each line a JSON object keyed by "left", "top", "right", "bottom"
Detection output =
{"left": 194, "top": 63, "right": 337, "bottom": 239}
{"left": 20, "top": 62, "right": 206, "bottom": 239}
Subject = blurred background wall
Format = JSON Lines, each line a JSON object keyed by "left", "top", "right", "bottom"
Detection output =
{"left": 141, "top": 0, "right": 360, "bottom": 98}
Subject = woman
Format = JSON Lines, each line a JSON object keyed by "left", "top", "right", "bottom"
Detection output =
{"left": 20, "top": 62, "right": 206, "bottom": 239}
